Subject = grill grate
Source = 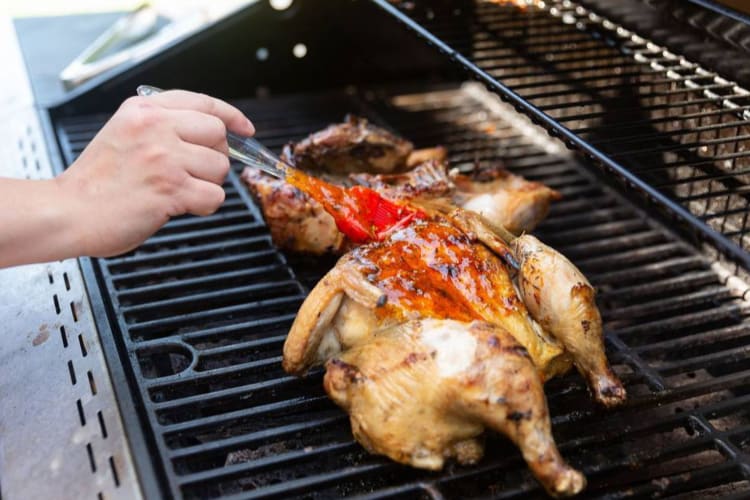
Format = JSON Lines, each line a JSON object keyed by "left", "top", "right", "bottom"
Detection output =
{"left": 374, "top": 0, "right": 750, "bottom": 276}
{"left": 56, "top": 85, "right": 750, "bottom": 498}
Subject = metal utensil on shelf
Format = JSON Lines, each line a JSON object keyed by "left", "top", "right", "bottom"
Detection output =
{"left": 136, "top": 85, "right": 288, "bottom": 179}
{"left": 61, "top": 4, "right": 160, "bottom": 89}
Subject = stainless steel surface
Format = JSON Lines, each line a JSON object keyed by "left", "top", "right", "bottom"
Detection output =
{"left": 60, "top": 4, "right": 159, "bottom": 89}
{"left": 60, "top": 2, "right": 253, "bottom": 90}
{"left": 0, "top": 16, "right": 142, "bottom": 500}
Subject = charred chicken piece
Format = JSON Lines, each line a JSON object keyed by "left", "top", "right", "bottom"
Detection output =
{"left": 451, "top": 168, "right": 562, "bottom": 235}
{"left": 325, "top": 319, "right": 586, "bottom": 497}
{"left": 514, "top": 235, "right": 627, "bottom": 407}
{"left": 241, "top": 167, "right": 346, "bottom": 255}
{"left": 284, "top": 115, "right": 413, "bottom": 174}
{"left": 349, "top": 159, "right": 455, "bottom": 201}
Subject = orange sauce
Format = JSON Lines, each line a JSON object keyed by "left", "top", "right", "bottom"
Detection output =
{"left": 351, "top": 219, "right": 522, "bottom": 322}
{"left": 286, "top": 168, "right": 424, "bottom": 244}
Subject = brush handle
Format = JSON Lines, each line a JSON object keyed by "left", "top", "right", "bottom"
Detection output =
{"left": 226, "top": 132, "right": 286, "bottom": 179}
{"left": 136, "top": 84, "right": 287, "bottom": 179}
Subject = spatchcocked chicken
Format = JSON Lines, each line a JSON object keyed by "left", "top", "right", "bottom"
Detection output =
{"left": 241, "top": 117, "right": 625, "bottom": 497}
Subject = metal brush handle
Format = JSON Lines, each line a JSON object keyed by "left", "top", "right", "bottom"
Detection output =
{"left": 136, "top": 85, "right": 287, "bottom": 179}
{"left": 226, "top": 132, "right": 287, "bottom": 179}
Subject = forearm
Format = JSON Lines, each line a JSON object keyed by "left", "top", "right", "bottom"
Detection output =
{"left": 0, "top": 177, "right": 81, "bottom": 268}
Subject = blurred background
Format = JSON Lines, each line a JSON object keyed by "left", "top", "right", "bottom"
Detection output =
{"left": 0, "top": 0, "right": 250, "bottom": 18}
{"left": 3, "top": 0, "right": 255, "bottom": 100}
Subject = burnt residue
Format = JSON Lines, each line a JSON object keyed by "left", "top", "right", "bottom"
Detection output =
{"left": 508, "top": 410, "right": 532, "bottom": 422}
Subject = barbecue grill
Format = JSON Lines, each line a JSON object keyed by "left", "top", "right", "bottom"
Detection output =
{"left": 5, "top": 0, "right": 750, "bottom": 498}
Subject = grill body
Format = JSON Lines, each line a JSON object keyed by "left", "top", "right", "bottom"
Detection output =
{"left": 44, "top": 0, "right": 750, "bottom": 498}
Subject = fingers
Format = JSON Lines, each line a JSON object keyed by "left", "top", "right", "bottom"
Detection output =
{"left": 172, "top": 110, "right": 229, "bottom": 154}
{"left": 178, "top": 177, "right": 226, "bottom": 216}
{"left": 180, "top": 142, "right": 231, "bottom": 185}
{"left": 145, "top": 89, "right": 255, "bottom": 136}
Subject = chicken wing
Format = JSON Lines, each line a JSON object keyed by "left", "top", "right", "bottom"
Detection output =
{"left": 325, "top": 318, "right": 585, "bottom": 497}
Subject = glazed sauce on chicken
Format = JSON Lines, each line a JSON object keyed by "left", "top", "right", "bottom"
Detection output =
{"left": 352, "top": 219, "right": 523, "bottom": 322}
{"left": 286, "top": 168, "right": 425, "bottom": 244}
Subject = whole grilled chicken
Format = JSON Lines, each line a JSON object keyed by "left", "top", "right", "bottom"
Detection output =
{"left": 283, "top": 216, "right": 586, "bottom": 495}
{"left": 282, "top": 217, "right": 571, "bottom": 379}
{"left": 325, "top": 318, "right": 586, "bottom": 497}
{"left": 242, "top": 117, "right": 560, "bottom": 254}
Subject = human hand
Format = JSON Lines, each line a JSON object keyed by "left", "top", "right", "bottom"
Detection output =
{"left": 55, "top": 90, "right": 254, "bottom": 257}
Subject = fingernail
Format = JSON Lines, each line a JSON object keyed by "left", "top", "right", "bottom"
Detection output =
{"left": 246, "top": 118, "right": 255, "bottom": 135}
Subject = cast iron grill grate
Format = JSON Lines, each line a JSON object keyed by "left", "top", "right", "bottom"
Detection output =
{"left": 56, "top": 85, "right": 750, "bottom": 499}
{"left": 374, "top": 0, "right": 750, "bottom": 275}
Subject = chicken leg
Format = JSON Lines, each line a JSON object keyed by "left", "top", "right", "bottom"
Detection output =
{"left": 324, "top": 319, "right": 585, "bottom": 497}
{"left": 513, "top": 234, "right": 626, "bottom": 407}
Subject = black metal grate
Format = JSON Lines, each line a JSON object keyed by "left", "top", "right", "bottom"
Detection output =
{"left": 56, "top": 85, "right": 750, "bottom": 499}
{"left": 374, "top": 0, "right": 750, "bottom": 275}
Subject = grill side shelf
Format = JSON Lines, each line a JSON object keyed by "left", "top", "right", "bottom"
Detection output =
{"left": 369, "top": 0, "right": 750, "bottom": 273}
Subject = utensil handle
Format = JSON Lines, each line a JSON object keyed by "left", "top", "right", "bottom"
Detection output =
{"left": 226, "top": 132, "right": 286, "bottom": 179}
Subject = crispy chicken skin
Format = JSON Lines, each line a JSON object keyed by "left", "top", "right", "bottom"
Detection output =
{"left": 284, "top": 115, "right": 413, "bottom": 174}
{"left": 514, "top": 235, "right": 626, "bottom": 407}
{"left": 325, "top": 319, "right": 585, "bottom": 497}
{"left": 241, "top": 167, "right": 347, "bottom": 255}
{"left": 282, "top": 218, "right": 571, "bottom": 381}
